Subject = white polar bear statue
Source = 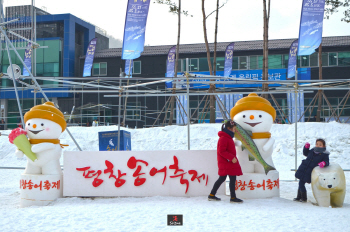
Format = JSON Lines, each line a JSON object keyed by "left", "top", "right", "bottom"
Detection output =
{"left": 311, "top": 163, "right": 346, "bottom": 208}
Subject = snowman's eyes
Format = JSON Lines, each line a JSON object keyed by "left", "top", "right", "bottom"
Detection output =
{"left": 41, "top": 123, "right": 44, "bottom": 126}
{"left": 259, "top": 115, "right": 262, "bottom": 118}
{"left": 28, "top": 123, "right": 30, "bottom": 126}
{"left": 243, "top": 115, "right": 246, "bottom": 118}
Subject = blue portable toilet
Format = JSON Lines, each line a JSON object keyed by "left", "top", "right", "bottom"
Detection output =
{"left": 98, "top": 130, "right": 131, "bottom": 151}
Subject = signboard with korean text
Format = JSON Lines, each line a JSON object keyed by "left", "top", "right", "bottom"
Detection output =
{"left": 98, "top": 130, "right": 131, "bottom": 151}
{"left": 63, "top": 150, "right": 225, "bottom": 197}
{"left": 169, "top": 68, "right": 311, "bottom": 90}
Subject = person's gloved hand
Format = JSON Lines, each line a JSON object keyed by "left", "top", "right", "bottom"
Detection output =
{"left": 304, "top": 142, "right": 310, "bottom": 149}
{"left": 318, "top": 161, "right": 326, "bottom": 168}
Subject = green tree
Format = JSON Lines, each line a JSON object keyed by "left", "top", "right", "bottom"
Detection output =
{"left": 325, "top": 0, "right": 350, "bottom": 22}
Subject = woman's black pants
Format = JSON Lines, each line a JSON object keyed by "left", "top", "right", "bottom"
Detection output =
{"left": 210, "top": 175, "right": 236, "bottom": 198}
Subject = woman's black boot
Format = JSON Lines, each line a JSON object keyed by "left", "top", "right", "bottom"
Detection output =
{"left": 293, "top": 189, "right": 301, "bottom": 201}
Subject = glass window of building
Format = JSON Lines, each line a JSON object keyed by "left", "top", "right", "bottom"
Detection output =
{"left": 190, "top": 58, "right": 199, "bottom": 71}
{"left": 338, "top": 52, "right": 350, "bottom": 66}
{"left": 100, "top": 62, "right": 107, "bottom": 75}
{"left": 282, "top": 54, "right": 289, "bottom": 68}
{"left": 93, "top": 62, "right": 107, "bottom": 76}
{"left": 232, "top": 57, "right": 238, "bottom": 70}
{"left": 268, "top": 55, "right": 282, "bottom": 69}
{"left": 301, "top": 55, "right": 310, "bottom": 67}
{"left": 239, "top": 56, "right": 248, "bottom": 69}
{"left": 310, "top": 53, "right": 318, "bottom": 67}
{"left": 133, "top": 61, "right": 141, "bottom": 74}
{"left": 329, "top": 52, "right": 337, "bottom": 66}
{"left": 199, "top": 58, "right": 209, "bottom": 71}
{"left": 322, "top": 52, "right": 328, "bottom": 66}
{"left": 215, "top": 57, "right": 225, "bottom": 71}
{"left": 250, "top": 56, "right": 258, "bottom": 69}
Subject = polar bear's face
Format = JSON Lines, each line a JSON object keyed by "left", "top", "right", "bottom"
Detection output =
{"left": 318, "top": 172, "right": 340, "bottom": 189}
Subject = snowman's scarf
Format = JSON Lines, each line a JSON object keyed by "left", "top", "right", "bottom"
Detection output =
{"left": 251, "top": 132, "right": 271, "bottom": 139}
{"left": 29, "top": 139, "right": 69, "bottom": 148}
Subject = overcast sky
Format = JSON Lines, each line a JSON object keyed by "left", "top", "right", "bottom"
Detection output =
{"left": 3, "top": 0, "right": 350, "bottom": 46}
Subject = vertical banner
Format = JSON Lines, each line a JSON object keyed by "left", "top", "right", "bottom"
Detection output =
{"left": 166, "top": 46, "right": 176, "bottom": 78}
{"left": 287, "top": 92, "right": 292, "bottom": 123}
{"left": 287, "top": 39, "right": 298, "bottom": 80}
{"left": 216, "top": 95, "right": 225, "bottom": 119}
{"left": 299, "top": 91, "right": 305, "bottom": 122}
{"left": 83, "top": 38, "right": 97, "bottom": 77}
{"left": 176, "top": 95, "right": 188, "bottom": 125}
{"left": 22, "top": 42, "right": 32, "bottom": 76}
{"left": 298, "top": 0, "right": 326, "bottom": 56}
{"left": 125, "top": 59, "right": 133, "bottom": 78}
{"left": 224, "top": 42, "right": 235, "bottom": 77}
{"left": 287, "top": 91, "right": 304, "bottom": 123}
{"left": 121, "top": 0, "right": 151, "bottom": 60}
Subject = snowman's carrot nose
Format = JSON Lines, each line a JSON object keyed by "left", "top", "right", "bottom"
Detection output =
{"left": 33, "top": 124, "right": 37, "bottom": 129}
{"left": 250, "top": 115, "right": 254, "bottom": 120}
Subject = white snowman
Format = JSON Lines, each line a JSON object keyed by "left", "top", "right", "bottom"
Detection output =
{"left": 16, "top": 102, "right": 67, "bottom": 175}
{"left": 230, "top": 93, "right": 276, "bottom": 174}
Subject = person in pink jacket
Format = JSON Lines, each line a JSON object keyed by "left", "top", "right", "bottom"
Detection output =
{"left": 208, "top": 120, "right": 243, "bottom": 203}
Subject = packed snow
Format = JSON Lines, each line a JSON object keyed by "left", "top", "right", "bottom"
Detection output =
{"left": 1, "top": 122, "right": 350, "bottom": 231}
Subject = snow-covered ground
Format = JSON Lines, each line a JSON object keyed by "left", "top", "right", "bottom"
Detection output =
{"left": 1, "top": 122, "right": 349, "bottom": 231}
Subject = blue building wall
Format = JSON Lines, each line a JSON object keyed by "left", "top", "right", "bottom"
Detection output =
{"left": 36, "top": 14, "right": 95, "bottom": 77}
{"left": 1, "top": 14, "right": 95, "bottom": 99}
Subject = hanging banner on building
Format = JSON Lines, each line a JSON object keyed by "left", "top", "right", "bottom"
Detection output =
{"left": 121, "top": 0, "right": 151, "bottom": 60}
{"left": 176, "top": 95, "right": 188, "bottom": 125}
{"left": 125, "top": 59, "right": 133, "bottom": 78}
{"left": 224, "top": 42, "right": 235, "bottom": 77}
{"left": 22, "top": 42, "right": 32, "bottom": 76}
{"left": 287, "top": 91, "right": 305, "bottom": 123}
{"left": 166, "top": 46, "right": 176, "bottom": 78}
{"left": 287, "top": 39, "right": 298, "bottom": 80}
{"left": 83, "top": 38, "right": 97, "bottom": 77}
{"left": 298, "top": 0, "right": 326, "bottom": 56}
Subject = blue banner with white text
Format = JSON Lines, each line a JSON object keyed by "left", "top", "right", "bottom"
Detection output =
{"left": 287, "top": 39, "right": 298, "bottom": 80}
{"left": 83, "top": 38, "right": 97, "bottom": 77}
{"left": 224, "top": 43, "right": 235, "bottom": 77}
{"left": 121, "top": 0, "right": 150, "bottom": 60}
{"left": 125, "top": 59, "right": 133, "bottom": 78}
{"left": 298, "top": 0, "right": 326, "bottom": 56}
{"left": 166, "top": 46, "right": 176, "bottom": 78}
{"left": 23, "top": 42, "right": 32, "bottom": 76}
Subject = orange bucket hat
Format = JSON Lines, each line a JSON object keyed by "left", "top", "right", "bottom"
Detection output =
{"left": 230, "top": 93, "right": 276, "bottom": 120}
{"left": 24, "top": 102, "right": 67, "bottom": 132}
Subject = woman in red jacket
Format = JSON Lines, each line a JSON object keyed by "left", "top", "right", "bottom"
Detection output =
{"left": 208, "top": 120, "right": 243, "bottom": 203}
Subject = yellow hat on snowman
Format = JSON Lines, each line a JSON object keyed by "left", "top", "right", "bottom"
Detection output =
{"left": 24, "top": 102, "right": 67, "bottom": 132}
{"left": 230, "top": 93, "right": 276, "bottom": 120}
